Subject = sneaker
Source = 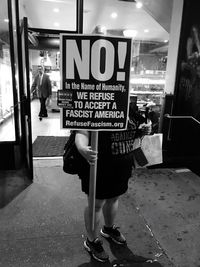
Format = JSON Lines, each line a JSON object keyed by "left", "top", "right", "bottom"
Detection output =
{"left": 83, "top": 238, "right": 109, "bottom": 263}
{"left": 100, "top": 225, "right": 126, "bottom": 245}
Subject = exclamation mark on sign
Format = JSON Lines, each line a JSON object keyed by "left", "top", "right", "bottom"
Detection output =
{"left": 117, "top": 42, "right": 127, "bottom": 81}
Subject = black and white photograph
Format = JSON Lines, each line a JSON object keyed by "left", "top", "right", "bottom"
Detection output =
{"left": 0, "top": 0, "right": 200, "bottom": 266}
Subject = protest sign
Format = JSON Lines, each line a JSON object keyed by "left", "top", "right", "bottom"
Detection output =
{"left": 59, "top": 34, "right": 132, "bottom": 130}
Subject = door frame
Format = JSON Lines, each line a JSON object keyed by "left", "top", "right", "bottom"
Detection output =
{"left": 18, "top": 17, "right": 33, "bottom": 179}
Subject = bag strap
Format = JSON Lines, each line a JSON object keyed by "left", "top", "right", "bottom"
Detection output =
{"left": 64, "top": 131, "right": 76, "bottom": 150}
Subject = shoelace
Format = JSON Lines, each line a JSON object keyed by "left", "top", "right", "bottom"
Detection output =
{"left": 90, "top": 238, "right": 104, "bottom": 252}
{"left": 112, "top": 225, "right": 121, "bottom": 236}
{"left": 106, "top": 225, "right": 121, "bottom": 236}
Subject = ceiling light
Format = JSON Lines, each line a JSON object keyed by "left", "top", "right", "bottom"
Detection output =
{"left": 4, "top": 19, "right": 9, "bottom": 22}
{"left": 111, "top": 12, "right": 118, "bottom": 19}
{"left": 53, "top": 8, "right": 59, "bottom": 12}
{"left": 123, "top": 29, "right": 138, "bottom": 38}
{"left": 54, "top": 22, "right": 60, "bottom": 27}
{"left": 144, "top": 29, "right": 149, "bottom": 33}
{"left": 136, "top": 1, "right": 143, "bottom": 8}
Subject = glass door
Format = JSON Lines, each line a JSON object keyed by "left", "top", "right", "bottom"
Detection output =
{"left": 0, "top": 0, "right": 16, "bottom": 141}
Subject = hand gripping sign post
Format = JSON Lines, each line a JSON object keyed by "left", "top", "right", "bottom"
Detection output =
{"left": 59, "top": 34, "right": 132, "bottom": 230}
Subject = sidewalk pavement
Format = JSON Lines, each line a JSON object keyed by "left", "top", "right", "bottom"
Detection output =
{"left": 0, "top": 158, "right": 199, "bottom": 267}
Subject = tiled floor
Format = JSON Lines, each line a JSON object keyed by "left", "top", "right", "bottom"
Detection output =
{"left": 0, "top": 99, "right": 70, "bottom": 143}
{"left": 31, "top": 99, "right": 70, "bottom": 142}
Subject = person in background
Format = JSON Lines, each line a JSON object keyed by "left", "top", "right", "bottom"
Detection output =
{"left": 75, "top": 104, "right": 152, "bottom": 263}
{"left": 31, "top": 65, "right": 52, "bottom": 118}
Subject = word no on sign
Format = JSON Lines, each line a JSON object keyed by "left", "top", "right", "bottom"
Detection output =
{"left": 60, "top": 34, "right": 132, "bottom": 131}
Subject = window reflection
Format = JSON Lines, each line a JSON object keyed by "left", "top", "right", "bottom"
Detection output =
{"left": 0, "top": 0, "right": 15, "bottom": 141}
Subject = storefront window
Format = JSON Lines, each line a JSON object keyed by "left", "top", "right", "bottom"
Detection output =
{"left": 82, "top": 0, "right": 171, "bottom": 133}
{"left": 130, "top": 40, "right": 168, "bottom": 133}
{"left": 130, "top": 40, "right": 167, "bottom": 98}
{"left": 0, "top": 0, "right": 15, "bottom": 141}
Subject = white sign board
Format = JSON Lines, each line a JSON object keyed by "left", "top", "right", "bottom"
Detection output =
{"left": 59, "top": 34, "right": 132, "bottom": 130}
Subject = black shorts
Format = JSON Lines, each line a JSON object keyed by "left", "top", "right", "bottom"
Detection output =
{"left": 79, "top": 157, "right": 133, "bottom": 200}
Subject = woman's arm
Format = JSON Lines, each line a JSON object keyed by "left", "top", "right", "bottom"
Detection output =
{"left": 75, "top": 130, "right": 97, "bottom": 164}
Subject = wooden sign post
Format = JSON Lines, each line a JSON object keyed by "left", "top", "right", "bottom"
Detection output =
{"left": 88, "top": 131, "right": 98, "bottom": 230}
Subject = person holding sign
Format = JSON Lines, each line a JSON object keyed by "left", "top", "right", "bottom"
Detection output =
{"left": 75, "top": 107, "right": 151, "bottom": 263}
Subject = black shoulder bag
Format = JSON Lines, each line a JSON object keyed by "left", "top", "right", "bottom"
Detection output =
{"left": 63, "top": 131, "right": 79, "bottom": 174}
